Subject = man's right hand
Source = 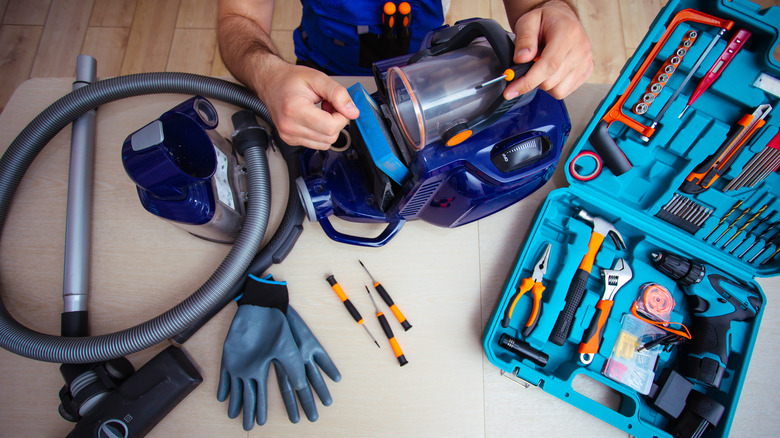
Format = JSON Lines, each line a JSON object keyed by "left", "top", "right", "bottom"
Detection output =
{"left": 252, "top": 57, "right": 360, "bottom": 150}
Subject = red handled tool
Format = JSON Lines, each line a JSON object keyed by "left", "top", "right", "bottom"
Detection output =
{"left": 501, "top": 243, "right": 551, "bottom": 338}
{"left": 680, "top": 103, "right": 771, "bottom": 194}
{"left": 578, "top": 258, "right": 633, "bottom": 365}
{"left": 360, "top": 260, "right": 412, "bottom": 331}
{"left": 366, "top": 287, "right": 408, "bottom": 366}
{"left": 679, "top": 29, "right": 751, "bottom": 118}
{"left": 327, "top": 275, "right": 380, "bottom": 347}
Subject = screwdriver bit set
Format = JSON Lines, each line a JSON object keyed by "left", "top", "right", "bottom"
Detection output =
{"left": 484, "top": 1, "right": 780, "bottom": 437}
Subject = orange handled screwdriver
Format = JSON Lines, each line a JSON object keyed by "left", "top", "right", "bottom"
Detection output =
{"left": 327, "top": 275, "right": 380, "bottom": 348}
{"left": 578, "top": 259, "right": 633, "bottom": 365}
{"left": 382, "top": 2, "right": 396, "bottom": 39}
{"left": 359, "top": 260, "right": 412, "bottom": 331}
{"left": 366, "top": 286, "right": 408, "bottom": 366}
{"left": 397, "top": 1, "right": 411, "bottom": 43}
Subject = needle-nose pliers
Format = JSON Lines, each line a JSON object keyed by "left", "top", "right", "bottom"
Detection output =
{"left": 501, "top": 243, "right": 551, "bottom": 338}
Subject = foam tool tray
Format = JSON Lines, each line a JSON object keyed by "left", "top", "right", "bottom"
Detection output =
{"left": 483, "top": 0, "right": 779, "bottom": 437}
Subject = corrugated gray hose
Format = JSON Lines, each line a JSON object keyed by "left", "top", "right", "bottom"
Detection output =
{"left": 0, "top": 72, "right": 276, "bottom": 363}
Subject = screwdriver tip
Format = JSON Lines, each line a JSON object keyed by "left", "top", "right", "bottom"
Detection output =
{"left": 678, "top": 105, "right": 690, "bottom": 119}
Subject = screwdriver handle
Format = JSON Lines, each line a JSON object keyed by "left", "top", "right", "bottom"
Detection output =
{"left": 377, "top": 311, "right": 408, "bottom": 366}
{"left": 578, "top": 299, "right": 614, "bottom": 355}
{"left": 686, "top": 29, "right": 750, "bottom": 109}
{"left": 327, "top": 275, "right": 364, "bottom": 324}
{"left": 374, "top": 282, "right": 412, "bottom": 331}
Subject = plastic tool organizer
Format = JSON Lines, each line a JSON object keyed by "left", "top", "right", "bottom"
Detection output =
{"left": 483, "top": 1, "right": 780, "bottom": 437}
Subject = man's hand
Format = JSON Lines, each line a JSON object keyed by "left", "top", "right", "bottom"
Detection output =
{"left": 251, "top": 57, "right": 360, "bottom": 150}
{"left": 218, "top": 0, "right": 359, "bottom": 150}
{"left": 504, "top": 0, "right": 592, "bottom": 100}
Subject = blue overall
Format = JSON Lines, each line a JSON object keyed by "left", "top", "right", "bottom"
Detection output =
{"left": 293, "top": 0, "right": 446, "bottom": 75}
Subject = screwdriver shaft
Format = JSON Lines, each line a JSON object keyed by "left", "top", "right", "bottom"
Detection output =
{"left": 327, "top": 275, "right": 380, "bottom": 348}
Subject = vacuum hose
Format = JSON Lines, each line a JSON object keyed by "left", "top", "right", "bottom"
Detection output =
{"left": 0, "top": 72, "right": 283, "bottom": 363}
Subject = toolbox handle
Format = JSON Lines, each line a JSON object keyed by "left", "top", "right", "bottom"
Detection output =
{"left": 317, "top": 216, "right": 405, "bottom": 247}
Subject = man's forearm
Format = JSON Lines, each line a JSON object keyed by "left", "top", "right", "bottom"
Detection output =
{"left": 503, "top": 0, "right": 577, "bottom": 27}
{"left": 217, "top": 12, "right": 282, "bottom": 94}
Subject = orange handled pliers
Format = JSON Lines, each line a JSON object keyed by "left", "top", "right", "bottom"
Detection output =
{"left": 502, "top": 243, "right": 551, "bottom": 337}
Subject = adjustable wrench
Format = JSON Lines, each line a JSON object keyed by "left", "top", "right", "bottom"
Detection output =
{"left": 579, "top": 258, "right": 633, "bottom": 365}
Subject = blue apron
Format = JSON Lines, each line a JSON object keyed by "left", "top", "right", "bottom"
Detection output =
{"left": 293, "top": 0, "right": 445, "bottom": 75}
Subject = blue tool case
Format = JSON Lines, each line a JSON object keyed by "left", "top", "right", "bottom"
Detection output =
{"left": 483, "top": 1, "right": 780, "bottom": 437}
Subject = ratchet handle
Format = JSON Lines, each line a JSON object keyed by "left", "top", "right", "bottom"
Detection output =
{"left": 578, "top": 299, "right": 614, "bottom": 354}
{"left": 549, "top": 268, "right": 590, "bottom": 345}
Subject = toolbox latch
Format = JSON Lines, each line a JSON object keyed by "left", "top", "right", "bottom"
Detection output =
{"left": 500, "top": 369, "right": 540, "bottom": 388}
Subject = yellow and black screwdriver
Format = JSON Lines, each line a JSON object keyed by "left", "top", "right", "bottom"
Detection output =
{"left": 326, "top": 275, "right": 380, "bottom": 348}
{"left": 366, "top": 286, "right": 408, "bottom": 366}
{"left": 359, "top": 260, "right": 412, "bottom": 331}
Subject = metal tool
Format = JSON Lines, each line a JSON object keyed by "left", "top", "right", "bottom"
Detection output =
{"left": 722, "top": 204, "right": 767, "bottom": 248}
{"left": 476, "top": 63, "right": 535, "bottom": 90}
{"left": 501, "top": 243, "right": 551, "bottom": 337}
{"left": 739, "top": 218, "right": 780, "bottom": 258}
{"left": 498, "top": 334, "right": 548, "bottom": 368}
{"left": 731, "top": 210, "right": 774, "bottom": 253}
{"left": 360, "top": 260, "right": 412, "bottom": 330}
{"left": 704, "top": 200, "right": 742, "bottom": 240}
{"left": 549, "top": 210, "right": 625, "bottom": 346}
{"left": 712, "top": 205, "right": 751, "bottom": 245}
{"left": 326, "top": 275, "right": 380, "bottom": 347}
{"left": 680, "top": 104, "right": 772, "bottom": 194}
{"left": 724, "top": 128, "right": 780, "bottom": 191}
{"left": 748, "top": 230, "right": 780, "bottom": 263}
{"left": 579, "top": 258, "right": 633, "bottom": 365}
{"left": 655, "top": 193, "right": 713, "bottom": 234}
{"left": 641, "top": 27, "right": 728, "bottom": 141}
{"left": 678, "top": 29, "right": 751, "bottom": 118}
{"left": 366, "top": 287, "right": 408, "bottom": 366}
{"left": 633, "top": 31, "right": 697, "bottom": 116}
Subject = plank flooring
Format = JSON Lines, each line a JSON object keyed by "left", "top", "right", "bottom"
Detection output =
{"left": 0, "top": 0, "right": 779, "bottom": 113}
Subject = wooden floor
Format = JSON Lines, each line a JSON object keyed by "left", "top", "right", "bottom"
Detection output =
{"left": 0, "top": 0, "right": 778, "bottom": 113}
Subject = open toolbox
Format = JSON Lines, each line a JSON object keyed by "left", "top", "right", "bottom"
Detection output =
{"left": 483, "top": 0, "right": 780, "bottom": 437}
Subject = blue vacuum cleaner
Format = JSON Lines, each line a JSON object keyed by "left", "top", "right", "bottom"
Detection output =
{"left": 295, "top": 18, "right": 571, "bottom": 247}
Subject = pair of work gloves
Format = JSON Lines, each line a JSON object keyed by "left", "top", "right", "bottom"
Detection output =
{"left": 217, "top": 274, "right": 340, "bottom": 431}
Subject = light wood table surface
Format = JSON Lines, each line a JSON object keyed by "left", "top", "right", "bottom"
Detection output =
{"left": 0, "top": 77, "right": 777, "bottom": 437}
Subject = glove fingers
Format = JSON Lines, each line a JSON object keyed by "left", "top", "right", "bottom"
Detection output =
{"left": 227, "top": 377, "right": 243, "bottom": 419}
{"left": 306, "top": 362, "right": 333, "bottom": 407}
{"left": 274, "top": 363, "right": 301, "bottom": 424}
{"left": 314, "top": 349, "right": 342, "bottom": 383}
{"left": 217, "top": 367, "right": 230, "bottom": 402}
{"left": 242, "top": 379, "right": 258, "bottom": 431}
{"left": 296, "top": 378, "right": 319, "bottom": 422}
{"left": 256, "top": 372, "right": 269, "bottom": 426}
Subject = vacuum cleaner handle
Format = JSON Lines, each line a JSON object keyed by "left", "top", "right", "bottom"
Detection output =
{"left": 318, "top": 216, "right": 406, "bottom": 248}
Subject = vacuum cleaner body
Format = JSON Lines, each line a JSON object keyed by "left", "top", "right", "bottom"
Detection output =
{"left": 121, "top": 97, "right": 248, "bottom": 243}
{"left": 296, "top": 19, "right": 571, "bottom": 247}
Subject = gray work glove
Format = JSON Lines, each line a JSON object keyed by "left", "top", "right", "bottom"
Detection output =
{"left": 276, "top": 306, "right": 341, "bottom": 423}
{"left": 217, "top": 275, "right": 307, "bottom": 431}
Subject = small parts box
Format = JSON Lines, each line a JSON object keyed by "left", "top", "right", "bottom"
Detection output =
{"left": 483, "top": 1, "right": 780, "bottom": 437}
